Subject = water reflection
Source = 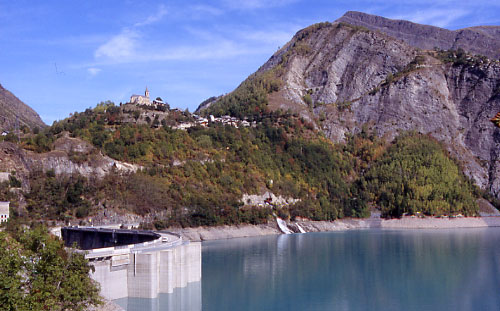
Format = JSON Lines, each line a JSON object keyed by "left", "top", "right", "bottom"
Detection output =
{"left": 202, "top": 228, "right": 500, "bottom": 311}
{"left": 115, "top": 229, "right": 500, "bottom": 310}
{"left": 115, "top": 281, "right": 201, "bottom": 311}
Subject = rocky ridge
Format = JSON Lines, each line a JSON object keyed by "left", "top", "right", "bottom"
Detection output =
{"left": 337, "top": 11, "right": 500, "bottom": 59}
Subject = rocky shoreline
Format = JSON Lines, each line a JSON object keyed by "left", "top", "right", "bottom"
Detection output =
{"left": 170, "top": 216, "right": 500, "bottom": 242}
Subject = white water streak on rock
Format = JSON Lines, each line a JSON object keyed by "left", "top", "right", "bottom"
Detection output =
{"left": 296, "top": 223, "right": 306, "bottom": 233}
{"left": 277, "top": 217, "right": 293, "bottom": 234}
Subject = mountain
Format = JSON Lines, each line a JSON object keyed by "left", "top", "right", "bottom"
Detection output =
{"left": 0, "top": 83, "right": 46, "bottom": 132}
{"left": 199, "top": 13, "right": 500, "bottom": 197}
{"left": 2, "top": 13, "right": 498, "bottom": 227}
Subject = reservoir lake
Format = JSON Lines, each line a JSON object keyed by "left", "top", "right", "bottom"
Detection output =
{"left": 116, "top": 228, "right": 500, "bottom": 310}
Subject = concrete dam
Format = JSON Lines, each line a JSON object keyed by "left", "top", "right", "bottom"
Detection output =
{"left": 61, "top": 227, "right": 201, "bottom": 301}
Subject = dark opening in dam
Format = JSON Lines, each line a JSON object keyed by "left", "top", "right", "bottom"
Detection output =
{"left": 61, "top": 227, "right": 160, "bottom": 250}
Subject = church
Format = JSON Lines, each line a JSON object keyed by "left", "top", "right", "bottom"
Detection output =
{"left": 0, "top": 201, "right": 9, "bottom": 223}
{"left": 130, "top": 87, "right": 151, "bottom": 105}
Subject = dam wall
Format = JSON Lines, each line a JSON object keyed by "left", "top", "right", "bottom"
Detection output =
{"left": 61, "top": 227, "right": 160, "bottom": 250}
{"left": 62, "top": 227, "right": 201, "bottom": 300}
{"left": 125, "top": 243, "right": 201, "bottom": 299}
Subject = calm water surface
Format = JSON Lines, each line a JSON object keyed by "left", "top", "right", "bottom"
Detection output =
{"left": 116, "top": 228, "right": 500, "bottom": 310}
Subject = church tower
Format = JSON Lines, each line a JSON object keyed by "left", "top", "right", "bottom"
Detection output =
{"left": 145, "top": 87, "right": 150, "bottom": 98}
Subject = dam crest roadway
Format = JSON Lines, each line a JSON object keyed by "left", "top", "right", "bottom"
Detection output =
{"left": 61, "top": 227, "right": 201, "bottom": 300}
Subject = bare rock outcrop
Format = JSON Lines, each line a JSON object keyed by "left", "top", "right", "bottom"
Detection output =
{"left": 242, "top": 191, "right": 299, "bottom": 207}
{"left": 337, "top": 11, "right": 500, "bottom": 59}
{"left": 0, "top": 83, "right": 46, "bottom": 132}
{"left": 0, "top": 135, "right": 140, "bottom": 185}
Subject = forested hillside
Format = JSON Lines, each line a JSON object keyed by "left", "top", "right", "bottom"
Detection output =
{"left": 0, "top": 101, "right": 484, "bottom": 229}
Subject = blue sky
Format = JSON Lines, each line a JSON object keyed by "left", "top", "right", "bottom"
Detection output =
{"left": 1, "top": 0, "right": 499, "bottom": 124}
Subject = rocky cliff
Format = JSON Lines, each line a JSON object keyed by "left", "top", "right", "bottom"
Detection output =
{"left": 0, "top": 134, "right": 140, "bottom": 190}
{"left": 200, "top": 14, "right": 500, "bottom": 197}
{"left": 0, "top": 83, "right": 46, "bottom": 132}
{"left": 337, "top": 11, "right": 500, "bottom": 59}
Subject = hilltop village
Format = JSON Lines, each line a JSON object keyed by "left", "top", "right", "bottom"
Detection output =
{"left": 124, "top": 87, "right": 254, "bottom": 130}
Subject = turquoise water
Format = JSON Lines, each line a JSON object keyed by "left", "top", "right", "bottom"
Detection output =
{"left": 117, "top": 228, "right": 500, "bottom": 310}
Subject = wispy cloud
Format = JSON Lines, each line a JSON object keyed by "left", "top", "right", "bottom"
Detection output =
{"left": 186, "top": 26, "right": 295, "bottom": 47}
{"left": 94, "top": 5, "right": 167, "bottom": 63}
{"left": 95, "top": 29, "right": 139, "bottom": 61}
{"left": 391, "top": 8, "right": 468, "bottom": 28}
{"left": 190, "top": 4, "right": 224, "bottom": 16}
{"left": 240, "top": 29, "right": 296, "bottom": 45}
{"left": 93, "top": 4, "right": 297, "bottom": 65}
{"left": 94, "top": 37, "right": 264, "bottom": 65}
{"left": 87, "top": 67, "right": 101, "bottom": 76}
{"left": 155, "top": 41, "right": 254, "bottom": 60}
{"left": 134, "top": 5, "right": 168, "bottom": 27}
{"left": 221, "top": 0, "right": 299, "bottom": 10}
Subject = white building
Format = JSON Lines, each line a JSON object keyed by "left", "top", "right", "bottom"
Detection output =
{"left": 0, "top": 172, "right": 9, "bottom": 183}
{"left": 0, "top": 201, "right": 9, "bottom": 223}
{"left": 173, "top": 122, "right": 196, "bottom": 131}
{"left": 130, "top": 87, "right": 151, "bottom": 106}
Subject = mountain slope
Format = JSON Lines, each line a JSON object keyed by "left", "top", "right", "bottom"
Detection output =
{"left": 1, "top": 102, "right": 481, "bottom": 225}
{"left": 0, "top": 83, "right": 46, "bottom": 132}
{"left": 200, "top": 16, "right": 500, "bottom": 197}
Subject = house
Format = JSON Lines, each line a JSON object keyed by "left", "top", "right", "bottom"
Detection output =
{"left": 153, "top": 98, "right": 166, "bottom": 106}
{"left": 173, "top": 122, "right": 196, "bottom": 131}
{"left": 0, "top": 201, "right": 9, "bottom": 223}
{"left": 193, "top": 115, "right": 209, "bottom": 127}
{"left": 130, "top": 87, "right": 151, "bottom": 105}
{"left": 198, "top": 118, "right": 209, "bottom": 127}
{"left": 1, "top": 131, "right": 8, "bottom": 136}
{"left": 0, "top": 172, "right": 9, "bottom": 183}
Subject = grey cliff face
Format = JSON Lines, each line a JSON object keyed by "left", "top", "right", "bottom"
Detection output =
{"left": 0, "top": 84, "right": 46, "bottom": 131}
{"left": 254, "top": 20, "right": 500, "bottom": 196}
{"left": 341, "top": 61, "right": 500, "bottom": 195}
{"left": 0, "top": 136, "right": 140, "bottom": 189}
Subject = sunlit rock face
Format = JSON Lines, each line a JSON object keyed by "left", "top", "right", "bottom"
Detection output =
{"left": 210, "top": 13, "right": 500, "bottom": 196}
{"left": 0, "top": 83, "right": 46, "bottom": 132}
{"left": 337, "top": 11, "right": 500, "bottom": 59}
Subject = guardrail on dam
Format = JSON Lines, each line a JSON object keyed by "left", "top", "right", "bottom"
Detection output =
{"left": 61, "top": 227, "right": 201, "bottom": 300}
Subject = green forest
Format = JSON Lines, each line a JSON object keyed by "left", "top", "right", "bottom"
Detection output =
{"left": 362, "top": 133, "right": 479, "bottom": 217}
